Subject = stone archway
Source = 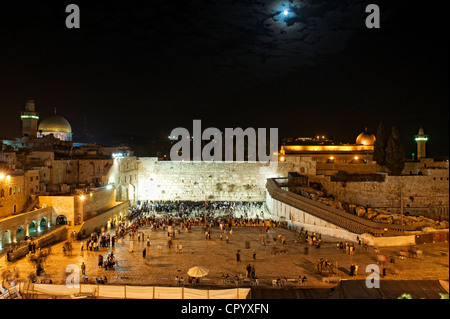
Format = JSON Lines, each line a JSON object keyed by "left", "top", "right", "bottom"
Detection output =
{"left": 28, "top": 220, "right": 37, "bottom": 237}
{"left": 56, "top": 215, "right": 68, "bottom": 225}
{"left": 16, "top": 226, "right": 25, "bottom": 243}
{"left": 1, "top": 230, "right": 12, "bottom": 249}
{"left": 39, "top": 217, "right": 48, "bottom": 232}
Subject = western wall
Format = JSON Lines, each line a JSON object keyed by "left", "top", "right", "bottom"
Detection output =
{"left": 110, "top": 157, "right": 316, "bottom": 202}
{"left": 109, "top": 156, "right": 449, "bottom": 219}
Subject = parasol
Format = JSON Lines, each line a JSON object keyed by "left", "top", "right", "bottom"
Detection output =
{"left": 187, "top": 266, "right": 209, "bottom": 277}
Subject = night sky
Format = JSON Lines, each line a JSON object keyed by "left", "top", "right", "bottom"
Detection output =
{"left": 0, "top": 0, "right": 448, "bottom": 157}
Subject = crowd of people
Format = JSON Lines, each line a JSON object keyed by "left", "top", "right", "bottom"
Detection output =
{"left": 314, "top": 257, "right": 336, "bottom": 276}
{"left": 98, "top": 251, "right": 116, "bottom": 270}
{"left": 2, "top": 198, "right": 388, "bottom": 291}
{"left": 82, "top": 231, "right": 117, "bottom": 252}
{"left": 135, "top": 200, "right": 265, "bottom": 219}
{"left": 336, "top": 241, "right": 357, "bottom": 255}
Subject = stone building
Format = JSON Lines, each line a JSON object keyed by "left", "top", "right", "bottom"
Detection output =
{"left": 0, "top": 170, "right": 40, "bottom": 218}
{"left": 0, "top": 100, "right": 129, "bottom": 250}
{"left": 415, "top": 127, "right": 428, "bottom": 160}
{"left": 280, "top": 128, "right": 375, "bottom": 164}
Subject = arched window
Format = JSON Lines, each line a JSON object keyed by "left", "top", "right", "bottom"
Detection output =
{"left": 0, "top": 189, "right": 4, "bottom": 198}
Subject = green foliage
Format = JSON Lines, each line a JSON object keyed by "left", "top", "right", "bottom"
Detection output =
{"left": 385, "top": 126, "right": 406, "bottom": 175}
{"left": 374, "top": 122, "right": 388, "bottom": 166}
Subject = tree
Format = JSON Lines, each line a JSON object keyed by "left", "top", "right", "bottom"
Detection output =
{"left": 373, "top": 122, "right": 388, "bottom": 166}
{"left": 385, "top": 126, "right": 406, "bottom": 175}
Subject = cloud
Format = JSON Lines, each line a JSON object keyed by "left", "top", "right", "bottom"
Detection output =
{"left": 0, "top": 0, "right": 370, "bottom": 89}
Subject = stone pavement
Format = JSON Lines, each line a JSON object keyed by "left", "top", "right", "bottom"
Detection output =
{"left": 1, "top": 224, "right": 448, "bottom": 290}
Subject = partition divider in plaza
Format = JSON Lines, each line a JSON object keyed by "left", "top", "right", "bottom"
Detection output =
{"left": 18, "top": 282, "right": 251, "bottom": 299}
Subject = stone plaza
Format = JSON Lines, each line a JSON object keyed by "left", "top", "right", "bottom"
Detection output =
{"left": 1, "top": 221, "right": 448, "bottom": 295}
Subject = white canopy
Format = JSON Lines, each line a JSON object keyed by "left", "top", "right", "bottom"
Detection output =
{"left": 187, "top": 266, "right": 209, "bottom": 277}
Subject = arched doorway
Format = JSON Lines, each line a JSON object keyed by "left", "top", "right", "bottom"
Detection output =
{"left": 128, "top": 183, "right": 135, "bottom": 201}
{"left": 16, "top": 226, "right": 25, "bottom": 243}
{"left": 39, "top": 217, "right": 48, "bottom": 232}
{"left": 56, "top": 215, "right": 68, "bottom": 225}
{"left": 2, "top": 230, "right": 12, "bottom": 248}
{"left": 107, "top": 218, "right": 112, "bottom": 230}
{"left": 28, "top": 221, "right": 37, "bottom": 236}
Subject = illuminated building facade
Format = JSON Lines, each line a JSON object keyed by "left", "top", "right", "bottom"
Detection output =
{"left": 280, "top": 129, "right": 376, "bottom": 164}
{"left": 20, "top": 99, "right": 39, "bottom": 137}
{"left": 415, "top": 127, "right": 428, "bottom": 160}
{"left": 37, "top": 114, "right": 73, "bottom": 142}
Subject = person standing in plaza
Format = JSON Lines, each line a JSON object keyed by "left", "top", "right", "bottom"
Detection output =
{"left": 81, "top": 262, "right": 86, "bottom": 275}
{"left": 350, "top": 264, "right": 356, "bottom": 276}
{"left": 250, "top": 265, "right": 256, "bottom": 279}
{"left": 246, "top": 264, "right": 252, "bottom": 277}
{"left": 129, "top": 238, "right": 134, "bottom": 252}
{"left": 168, "top": 235, "right": 173, "bottom": 249}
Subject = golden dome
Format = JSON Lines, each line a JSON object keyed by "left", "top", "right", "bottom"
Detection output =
{"left": 356, "top": 128, "right": 376, "bottom": 146}
{"left": 38, "top": 115, "right": 72, "bottom": 133}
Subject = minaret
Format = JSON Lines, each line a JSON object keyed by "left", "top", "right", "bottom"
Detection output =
{"left": 415, "top": 126, "right": 428, "bottom": 160}
{"left": 21, "top": 99, "right": 39, "bottom": 137}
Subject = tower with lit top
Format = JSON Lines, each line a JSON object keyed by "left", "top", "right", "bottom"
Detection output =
{"left": 415, "top": 127, "right": 428, "bottom": 160}
{"left": 21, "top": 99, "right": 39, "bottom": 137}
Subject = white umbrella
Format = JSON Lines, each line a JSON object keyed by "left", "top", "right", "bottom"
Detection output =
{"left": 187, "top": 266, "right": 209, "bottom": 277}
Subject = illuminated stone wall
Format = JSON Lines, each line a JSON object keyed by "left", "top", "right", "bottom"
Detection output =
{"left": 39, "top": 187, "right": 118, "bottom": 225}
{"left": 309, "top": 169, "right": 450, "bottom": 216}
{"left": 0, "top": 170, "right": 40, "bottom": 218}
{"left": 0, "top": 174, "right": 27, "bottom": 218}
{"left": 111, "top": 157, "right": 316, "bottom": 202}
{"left": 50, "top": 159, "right": 114, "bottom": 186}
